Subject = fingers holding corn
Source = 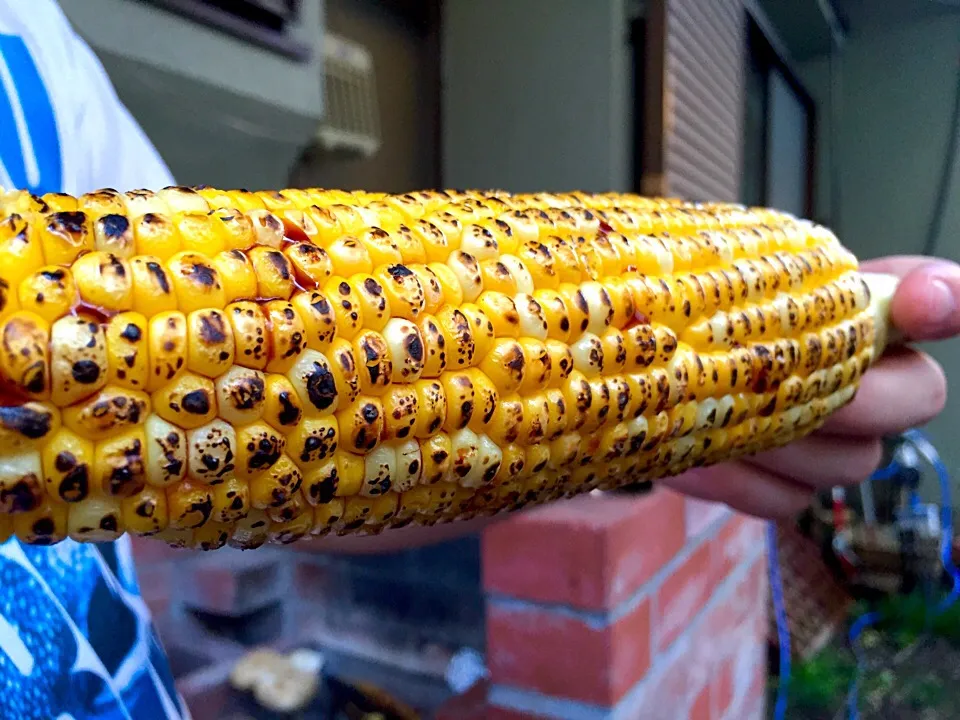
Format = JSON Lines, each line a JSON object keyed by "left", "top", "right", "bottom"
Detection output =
{"left": 0, "top": 185, "right": 891, "bottom": 548}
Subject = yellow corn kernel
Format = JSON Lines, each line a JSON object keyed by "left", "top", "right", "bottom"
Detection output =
{"left": 285, "top": 242, "right": 333, "bottom": 289}
{"left": 186, "top": 308, "right": 235, "bottom": 378}
{"left": 167, "top": 251, "right": 226, "bottom": 314}
{"left": 0, "top": 214, "right": 45, "bottom": 288}
{"left": 375, "top": 265, "right": 425, "bottom": 321}
{"left": 0, "top": 311, "right": 51, "bottom": 400}
{"left": 133, "top": 212, "right": 181, "bottom": 260}
{"left": 166, "top": 480, "right": 213, "bottom": 530}
{"left": 104, "top": 312, "right": 149, "bottom": 390}
{"left": 39, "top": 210, "right": 93, "bottom": 265}
{"left": 290, "top": 290, "right": 337, "bottom": 352}
{"left": 62, "top": 385, "right": 150, "bottom": 440}
{"left": 130, "top": 255, "right": 178, "bottom": 315}
{"left": 262, "top": 300, "right": 306, "bottom": 374}
{"left": 350, "top": 273, "right": 391, "bottom": 332}
{"left": 248, "top": 245, "right": 296, "bottom": 300}
{"left": 121, "top": 485, "right": 168, "bottom": 535}
{"left": 146, "top": 311, "right": 188, "bottom": 392}
{"left": 335, "top": 395, "right": 383, "bottom": 453}
{"left": 261, "top": 374, "right": 303, "bottom": 434}
{"left": 41, "top": 428, "right": 93, "bottom": 502}
{"left": 327, "top": 338, "right": 360, "bottom": 406}
{"left": 325, "top": 236, "right": 373, "bottom": 277}
{"left": 49, "top": 315, "right": 107, "bottom": 407}
{"left": 210, "top": 206, "right": 256, "bottom": 250}
{"left": 211, "top": 249, "right": 258, "bottom": 302}
{"left": 94, "top": 427, "right": 147, "bottom": 497}
{"left": 151, "top": 372, "right": 217, "bottom": 429}
{"left": 18, "top": 267, "right": 77, "bottom": 324}
{"left": 186, "top": 419, "right": 237, "bottom": 485}
{"left": 249, "top": 454, "right": 302, "bottom": 509}
{"left": 67, "top": 496, "right": 123, "bottom": 542}
{"left": 211, "top": 476, "right": 250, "bottom": 523}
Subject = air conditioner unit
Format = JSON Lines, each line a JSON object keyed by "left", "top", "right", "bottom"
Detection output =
{"left": 56, "top": 0, "right": 327, "bottom": 190}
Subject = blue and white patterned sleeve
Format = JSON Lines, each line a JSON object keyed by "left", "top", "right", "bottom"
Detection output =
{"left": 0, "top": 1, "right": 187, "bottom": 717}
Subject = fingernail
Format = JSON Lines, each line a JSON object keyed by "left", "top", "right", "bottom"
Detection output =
{"left": 929, "top": 278, "right": 957, "bottom": 325}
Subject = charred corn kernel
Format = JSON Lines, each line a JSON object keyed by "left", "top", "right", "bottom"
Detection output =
{"left": 382, "top": 318, "right": 424, "bottom": 383}
{"left": 42, "top": 428, "right": 93, "bottom": 502}
{"left": 166, "top": 480, "right": 213, "bottom": 529}
{"left": 62, "top": 385, "right": 149, "bottom": 440}
{"left": 353, "top": 330, "right": 392, "bottom": 396}
{"left": 375, "top": 264, "right": 425, "bottom": 320}
{"left": 167, "top": 251, "right": 225, "bottom": 313}
{"left": 234, "top": 422, "right": 286, "bottom": 479}
{"left": 323, "top": 277, "right": 364, "bottom": 340}
{"left": 40, "top": 210, "right": 93, "bottom": 265}
{"left": 544, "top": 339, "right": 574, "bottom": 387}
{"left": 335, "top": 395, "right": 383, "bottom": 453}
{"left": 410, "top": 265, "right": 443, "bottom": 313}
{"left": 68, "top": 496, "right": 122, "bottom": 542}
{"left": 381, "top": 385, "right": 418, "bottom": 441}
{"left": 286, "top": 349, "right": 340, "bottom": 417}
{"left": 94, "top": 428, "right": 147, "bottom": 497}
{"left": 152, "top": 372, "right": 217, "bottom": 430}
{"left": 0, "top": 452, "right": 44, "bottom": 513}
{"left": 284, "top": 242, "right": 333, "bottom": 289}
{"left": 142, "top": 414, "right": 187, "bottom": 487}
{"left": 211, "top": 476, "right": 250, "bottom": 523}
{"left": 194, "top": 521, "right": 232, "bottom": 549}
{"left": 517, "top": 338, "right": 550, "bottom": 394}
{"left": 249, "top": 454, "right": 302, "bottom": 509}
{"left": 121, "top": 484, "right": 168, "bottom": 535}
{"left": 248, "top": 210, "right": 284, "bottom": 248}
{"left": 50, "top": 315, "right": 107, "bottom": 406}
{"left": 427, "top": 262, "right": 464, "bottom": 306}
{"left": 288, "top": 416, "right": 338, "bottom": 473}
{"left": 350, "top": 273, "right": 390, "bottom": 331}
{"left": 14, "top": 499, "right": 68, "bottom": 544}
{"left": 0, "top": 311, "right": 51, "bottom": 400}
{"left": 146, "top": 311, "right": 188, "bottom": 392}
{"left": 326, "top": 236, "right": 373, "bottom": 277}
{"left": 209, "top": 207, "right": 255, "bottom": 250}
{"left": 186, "top": 419, "right": 237, "bottom": 484}
{"left": 226, "top": 509, "right": 268, "bottom": 549}
{"left": 261, "top": 374, "right": 303, "bottom": 434}
{"left": 186, "top": 308, "right": 235, "bottom": 377}
{"left": 105, "top": 313, "right": 149, "bottom": 390}
{"left": 133, "top": 213, "right": 180, "bottom": 260}
{"left": 226, "top": 301, "right": 268, "bottom": 370}
{"left": 416, "top": 314, "right": 447, "bottom": 377}
{"left": 248, "top": 245, "right": 295, "bottom": 300}
{"left": 0, "top": 215, "right": 45, "bottom": 288}
{"left": 211, "top": 250, "right": 258, "bottom": 302}
{"left": 301, "top": 459, "right": 338, "bottom": 506}
{"left": 18, "top": 267, "right": 76, "bottom": 324}
{"left": 215, "top": 366, "right": 266, "bottom": 426}
{"left": 130, "top": 256, "right": 178, "bottom": 315}
{"left": 465, "top": 369, "right": 498, "bottom": 433}
{"left": 262, "top": 300, "right": 306, "bottom": 373}
{"left": 290, "top": 290, "right": 337, "bottom": 352}
{"left": 447, "top": 251, "right": 483, "bottom": 303}
{"left": 479, "top": 338, "right": 525, "bottom": 393}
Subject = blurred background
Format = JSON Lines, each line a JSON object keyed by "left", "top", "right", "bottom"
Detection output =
{"left": 55, "top": 0, "right": 960, "bottom": 718}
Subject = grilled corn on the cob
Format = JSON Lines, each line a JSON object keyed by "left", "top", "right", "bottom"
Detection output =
{"left": 0, "top": 185, "right": 895, "bottom": 549}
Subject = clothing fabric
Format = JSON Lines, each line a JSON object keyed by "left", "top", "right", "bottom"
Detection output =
{"left": 0, "top": 1, "right": 184, "bottom": 717}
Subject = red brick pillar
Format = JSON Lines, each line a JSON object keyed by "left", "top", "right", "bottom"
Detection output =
{"left": 480, "top": 488, "right": 769, "bottom": 719}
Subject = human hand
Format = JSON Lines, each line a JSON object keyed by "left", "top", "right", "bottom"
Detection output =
{"left": 661, "top": 255, "right": 960, "bottom": 519}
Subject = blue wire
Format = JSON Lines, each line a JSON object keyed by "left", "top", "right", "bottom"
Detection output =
{"left": 768, "top": 520, "right": 791, "bottom": 720}
{"left": 768, "top": 429, "right": 957, "bottom": 720}
{"left": 845, "top": 428, "right": 959, "bottom": 719}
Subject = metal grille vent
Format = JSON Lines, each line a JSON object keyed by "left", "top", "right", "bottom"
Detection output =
{"left": 663, "top": 0, "right": 747, "bottom": 202}
{"left": 316, "top": 32, "right": 381, "bottom": 158}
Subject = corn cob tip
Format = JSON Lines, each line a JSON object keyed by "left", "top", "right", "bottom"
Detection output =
{"left": 0, "top": 184, "right": 894, "bottom": 549}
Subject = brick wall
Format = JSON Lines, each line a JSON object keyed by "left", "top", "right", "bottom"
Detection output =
{"left": 477, "top": 489, "right": 769, "bottom": 720}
